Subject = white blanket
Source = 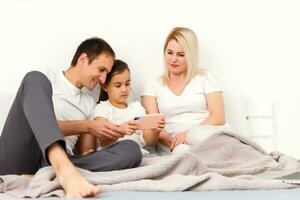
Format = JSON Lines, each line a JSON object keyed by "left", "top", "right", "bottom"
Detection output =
{"left": 1, "top": 131, "right": 300, "bottom": 198}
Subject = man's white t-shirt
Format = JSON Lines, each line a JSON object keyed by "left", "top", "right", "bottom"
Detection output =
{"left": 92, "top": 100, "right": 147, "bottom": 152}
{"left": 48, "top": 71, "right": 97, "bottom": 155}
{"left": 142, "top": 70, "right": 222, "bottom": 136}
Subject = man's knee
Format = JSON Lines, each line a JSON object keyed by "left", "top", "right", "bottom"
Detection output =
{"left": 22, "top": 71, "right": 52, "bottom": 94}
{"left": 118, "top": 140, "right": 142, "bottom": 168}
{"left": 23, "top": 71, "right": 50, "bottom": 86}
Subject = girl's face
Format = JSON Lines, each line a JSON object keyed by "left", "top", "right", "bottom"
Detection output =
{"left": 164, "top": 39, "right": 187, "bottom": 76}
{"left": 105, "top": 69, "right": 131, "bottom": 107}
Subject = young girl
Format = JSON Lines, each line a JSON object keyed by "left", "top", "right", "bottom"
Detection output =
{"left": 80, "top": 59, "right": 165, "bottom": 155}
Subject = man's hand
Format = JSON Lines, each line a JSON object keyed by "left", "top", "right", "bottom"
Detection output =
{"left": 170, "top": 132, "right": 187, "bottom": 152}
{"left": 120, "top": 120, "right": 138, "bottom": 135}
{"left": 88, "top": 120, "right": 126, "bottom": 140}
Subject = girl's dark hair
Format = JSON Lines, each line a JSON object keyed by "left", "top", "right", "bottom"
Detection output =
{"left": 98, "top": 59, "right": 130, "bottom": 102}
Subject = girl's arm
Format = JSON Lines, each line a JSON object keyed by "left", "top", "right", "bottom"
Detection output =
{"left": 76, "top": 117, "right": 117, "bottom": 154}
{"left": 201, "top": 91, "right": 225, "bottom": 125}
{"left": 76, "top": 133, "right": 97, "bottom": 155}
{"left": 94, "top": 117, "right": 117, "bottom": 148}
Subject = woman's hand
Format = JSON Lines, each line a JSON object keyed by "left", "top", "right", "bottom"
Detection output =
{"left": 151, "top": 117, "right": 166, "bottom": 133}
{"left": 120, "top": 120, "right": 138, "bottom": 135}
{"left": 158, "top": 131, "right": 173, "bottom": 148}
{"left": 170, "top": 132, "right": 187, "bottom": 152}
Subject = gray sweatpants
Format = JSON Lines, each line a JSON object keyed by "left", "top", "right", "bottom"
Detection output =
{"left": 0, "top": 71, "right": 142, "bottom": 175}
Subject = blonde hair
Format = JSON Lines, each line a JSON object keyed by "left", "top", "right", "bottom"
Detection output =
{"left": 161, "top": 27, "right": 203, "bottom": 85}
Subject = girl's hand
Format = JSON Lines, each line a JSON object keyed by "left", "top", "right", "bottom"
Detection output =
{"left": 170, "top": 132, "right": 187, "bottom": 152}
{"left": 120, "top": 120, "right": 138, "bottom": 135}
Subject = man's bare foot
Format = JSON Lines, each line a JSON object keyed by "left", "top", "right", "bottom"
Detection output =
{"left": 58, "top": 168, "right": 101, "bottom": 198}
{"left": 47, "top": 143, "right": 101, "bottom": 198}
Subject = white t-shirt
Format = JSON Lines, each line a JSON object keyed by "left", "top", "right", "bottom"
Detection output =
{"left": 92, "top": 100, "right": 147, "bottom": 151}
{"left": 142, "top": 70, "right": 222, "bottom": 136}
{"left": 48, "top": 71, "right": 97, "bottom": 155}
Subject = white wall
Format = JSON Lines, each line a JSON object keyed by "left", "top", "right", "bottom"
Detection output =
{"left": 1, "top": 0, "right": 300, "bottom": 157}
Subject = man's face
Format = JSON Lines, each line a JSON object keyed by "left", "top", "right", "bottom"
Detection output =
{"left": 82, "top": 53, "right": 114, "bottom": 90}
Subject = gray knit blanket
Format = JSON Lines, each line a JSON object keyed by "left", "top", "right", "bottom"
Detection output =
{"left": 1, "top": 131, "right": 300, "bottom": 198}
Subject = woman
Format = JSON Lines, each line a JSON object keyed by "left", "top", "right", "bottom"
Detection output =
{"left": 141, "top": 27, "right": 227, "bottom": 155}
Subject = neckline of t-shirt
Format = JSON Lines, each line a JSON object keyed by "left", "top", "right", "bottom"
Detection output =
{"left": 166, "top": 85, "right": 186, "bottom": 97}
{"left": 107, "top": 100, "right": 129, "bottom": 110}
{"left": 165, "top": 80, "right": 193, "bottom": 97}
{"left": 59, "top": 71, "right": 81, "bottom": 96}
{"left": 164, "top": 76, "right": 202, "bottom": 97}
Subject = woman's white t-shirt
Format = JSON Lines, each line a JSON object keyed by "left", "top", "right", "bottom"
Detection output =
{"left": 142, "top": 70, "right": 222, "bottom": 136}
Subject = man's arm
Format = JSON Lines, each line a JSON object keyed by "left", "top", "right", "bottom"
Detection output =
{"left": 58, "top": 120, "right": 126, "bottom": 139}
{"left": 58, "top": 120, "right": 90, "bottom": 136}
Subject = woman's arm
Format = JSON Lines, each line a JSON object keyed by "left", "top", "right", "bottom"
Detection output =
{"left": 201, "top": 91, "right": 225, "bottom": 125}
{"left": 141, "top": 96, "right": 171, "bottom": 146}
{"left": 169, "top": 92, "right": 225, "bottom": 151}
{"left": 171, "top": 91, "right": 225, "bottom": 151}
{"left": 142, "top": 129, "right": 159, "bottom": 146}
{"left": 142, "top": 116, "right": 165, "bottom": 146}
{"left": 141, "top": 96, "right": 160, "bottom": 114}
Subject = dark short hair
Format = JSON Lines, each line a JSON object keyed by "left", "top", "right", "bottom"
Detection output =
{"left": 98, "top": 59, "right": 130, "bottom": 102}
{"left": 71, "top": 37, "right": 115, "bottom": 66}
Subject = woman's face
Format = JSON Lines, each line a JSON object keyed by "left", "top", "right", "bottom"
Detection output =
{"left": 164, "top": 39, "right": 187, "bottom": 76}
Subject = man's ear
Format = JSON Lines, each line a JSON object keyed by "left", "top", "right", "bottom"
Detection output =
{"left": 77, "top": 53, "right": 88, "bottom": 65}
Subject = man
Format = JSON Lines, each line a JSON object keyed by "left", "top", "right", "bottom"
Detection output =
{"left": 0, "top": 37, "right": 142, "bottom": 198}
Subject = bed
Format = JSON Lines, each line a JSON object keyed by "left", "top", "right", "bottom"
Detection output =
{"left": 2, "top": 190, "right": 300, "bottom": 200}
{"left": 1, "top": 93, "right": 300, "bottom": 199}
